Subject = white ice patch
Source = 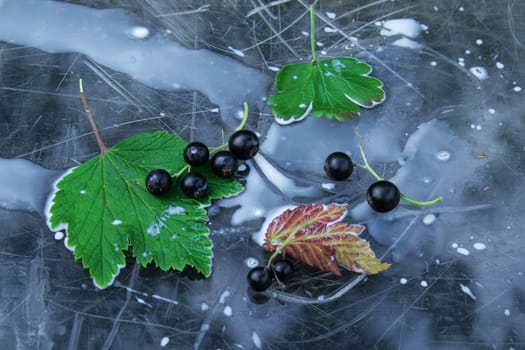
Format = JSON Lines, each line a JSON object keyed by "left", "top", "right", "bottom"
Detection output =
{"left": 326, "top": 11, "right": 336, "bottom": 19}
{"left": 160, "top": 337, "right": 170, "bottom": 347}
{"left": 244, "top": 257, "right": 259, "bottom": 268}
{"left": 0, "top": 158, "right": 61, "bottom": 214}
{"left": 420, "top": 280, "right": 428, "bottom": 288}
{"left": 223, "top": 306, "right": 232, "bottom": 317}
{"left": 380, "top": 18, "right": 422, "bottom": 38}
{"left": 201, "top": 302, "right": 209, "bottom": 311}
{"left": 128, "top": 26, "right": 150, "bottom": 39}
{"left": 228, "top": 46, "right": 245, "bottom": 57}
{"left": 469, "top": 66, "right": 489, "bottom": 80}
{"left": 166, "top": 205, "right": 185, "bottom": 215}
{"left": 54, "top": 231, "right": 65, "bottom": 240}
{"left": 400, "top": 278, "right": 408, "bottom": 285}
{"left": 321, "top": 183, "right": 335, "bottom": 190}
{"left": 146, "top": 205, "right": 186, "bottom": 236}
{"left": 456, "top": 247, "right": 470, "bottom": 256}
{"left": 0, "top": 0, "right": 270, "bottom": 125}
{"left": 422, "top": 214, "right": 436, "bottom": 225}
{"left": 473, "top": 242, "right": 487, "bottom": 250}
{"left": 251, "top": 331, "right": 262, "bottom": 350}
{"left": 219, "top": 290, "right": 230, "bottom": 304}
{"left": 459, "top": 283, "right": 477, "bottom": 300}
{"left": 392, "top": 37, "right": 423, "bottom": 49}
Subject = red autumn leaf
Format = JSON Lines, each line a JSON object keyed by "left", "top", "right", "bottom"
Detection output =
{"left": 264, "top": 203, "right": 390, "bottom": 275}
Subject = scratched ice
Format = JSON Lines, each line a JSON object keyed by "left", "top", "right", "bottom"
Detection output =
{"left": 0, "top": 1, "right": 524, "bottom": 349}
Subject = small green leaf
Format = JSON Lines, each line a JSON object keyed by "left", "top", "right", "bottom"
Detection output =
{"left": 268, "top": 57, "right": 385, "bottom": 124}
{"left": 48, "top": 131, "right": 243, "bottom": 288}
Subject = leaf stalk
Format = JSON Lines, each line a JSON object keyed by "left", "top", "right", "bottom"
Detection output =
{"left": 79, "top": 79, "right": 108, "bottom": 155}
{"left": 309, "top": 5, "right": 318, "bottom": 64}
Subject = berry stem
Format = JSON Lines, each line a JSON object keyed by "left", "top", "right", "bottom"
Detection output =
{"left": 209, "top": 101, "right": 250, "bottom": 153}
{"left": 236, "top": 101, "right": 250, "bottom": 132}
{"left": 79, "top": 79, "right": 108, "bottom": 155}
{"left": 266, "top": 251, "right": 279, "bottom": 270}
{"left": 356, "top": 143, "right": 443, "bottom": 207}
{"left": 173, "top": 165, "right": 190, "bottom": 178}
{"left": 309, "top": 4, "right": 318, "bottom": 64}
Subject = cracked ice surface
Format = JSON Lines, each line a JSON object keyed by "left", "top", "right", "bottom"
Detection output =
{"left": 0, "top": 0, "right": 524, "bottom": 349}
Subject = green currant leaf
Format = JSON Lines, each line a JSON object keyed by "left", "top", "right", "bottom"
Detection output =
{"left": 47, "top": 131, "right": 243, "bottom": 288}
{"left": 268, "top": 57, "right": 385, "bottom": 124}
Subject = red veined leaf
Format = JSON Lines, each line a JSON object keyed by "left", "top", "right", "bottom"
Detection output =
{"left": 264, "top": 203, "right": 390, "bottom": 275}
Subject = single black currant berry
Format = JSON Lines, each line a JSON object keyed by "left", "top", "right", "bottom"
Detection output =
{"left": 183, "top": 142, "right": 209, "bottom": 166}
{"left": 228, "top": 130, "right": 260, "bottom": 160}
{"left": 272, "top": 259, "right": 294, "bottom": 282}
{"left": 247, "top": 267, "right": 273, "bottom": 292}
{"left": 180, "top": 172, "right": 208, "bottom": 199}
{"left": 211, "top": 151, "right": 238, "bottom": 178}
{"left": 366, "top": 180, "right": 401, "bottom": 213}
{"left": 145, "top": 169, "right": 172, "bottom": 196}
{"left": 324, "top": 152, "right": 353, "bottom": 180}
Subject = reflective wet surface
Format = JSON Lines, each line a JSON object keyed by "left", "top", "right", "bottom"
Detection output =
{"left": 0, "top": 1, "right": 524, "bottom": 349}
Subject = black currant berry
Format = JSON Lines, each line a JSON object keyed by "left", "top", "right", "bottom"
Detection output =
{"left": 228, "top": 130, "right": 260, "bottom": 160}
{"left": 183, "top": 142, "right": 209, "bottom": 166}
{"left": 324, "top": 152, "right": 353, "bottom": 181}
{"left": 180, "top": 172, "right": 208, "bottom": 199}
{"left": 272, "top": 259, "right": 294, "bottom": 282}
{"left": 247, "top": 267, "right": 273, "bottom": 292}
{"left": 211, "top": 151, "right": 238, "bottom": 178}
{"left": 145, "top": 169, "right": 172, "bottom": 196}
{"left": 366, "top": 180, "right": 401, "bottom": 213}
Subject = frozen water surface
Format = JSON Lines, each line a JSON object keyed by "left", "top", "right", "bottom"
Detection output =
{"left": 0, "top": 0, "right": 524, "bottom": 349}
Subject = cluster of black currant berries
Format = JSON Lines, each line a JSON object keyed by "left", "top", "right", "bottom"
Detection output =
{"left": 247, "top": 259, "right": 294, "bottom": 292}
{"left": 324, "top": 152, "right": 400, "bottom": 213}
{"left": 145, "top": 130, "right": 260, "bottom": 198}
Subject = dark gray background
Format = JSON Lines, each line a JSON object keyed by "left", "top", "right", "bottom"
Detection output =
{"left": 0, "top": 1, "right": 524, "bottom": 349}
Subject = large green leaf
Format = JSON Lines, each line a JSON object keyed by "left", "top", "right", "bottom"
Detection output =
{"left": 48, "top": 131, "right": 243, "bottom": 288}
{"left": 268, "top": 57, "right": 385, "bottom": 124}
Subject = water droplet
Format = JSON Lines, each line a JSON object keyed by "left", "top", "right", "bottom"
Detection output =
{"left": 436, "top": 151, "right": 451, "bottom": 161}
{"left": 160, "top": 337, "right": 170, "bottom": 347}
{"left": 473, "top": 242, "right": 487, "bottom": 250}
{"left": 245, "top": 257, "right": 259, "bottom": 268}
{"left": 129, "top": 26, "right": 150, "bottom": 39}
{"left": 223, "top": 305, "right": 233, "bottom": 317}
{"left": 422, "top": 214, "right": 436, "bottom": 225}
{"left": 469, "top": 66, "right": 488, "bottom": 80}
{"left": 456, "top": 247, "right": 470, "bottom": 256}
